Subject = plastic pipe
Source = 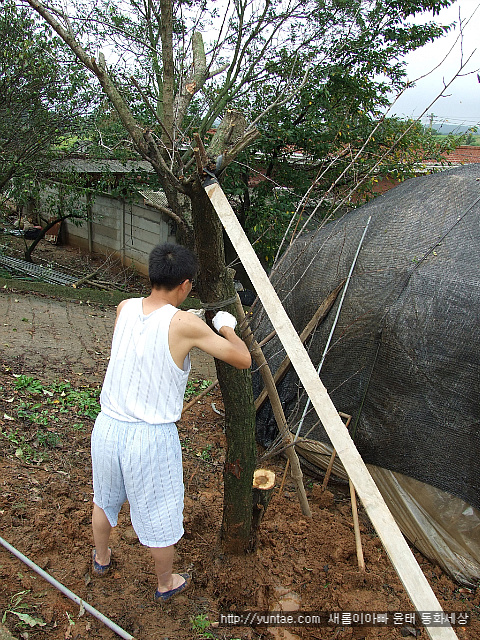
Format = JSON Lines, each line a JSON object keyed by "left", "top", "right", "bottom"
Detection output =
{"left": 0, "top": 536, "right": 136, "bottom": 640}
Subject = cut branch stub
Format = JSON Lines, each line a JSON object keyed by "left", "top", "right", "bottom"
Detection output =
{"left": 250, "top": 469, "right": 276, "bottom": 552}
{"left": 206, "top": 109, "right": 247, "bottom": 163}
{"left": 193, "top": 133, "right": 209, "bottom": 167}
{"left": 253, "top": 468, "right": 275, "bottom": 491}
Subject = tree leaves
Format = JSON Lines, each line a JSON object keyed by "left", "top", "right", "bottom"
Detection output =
{"left": 0, "top": 1, "right": 94, "bottom": 193}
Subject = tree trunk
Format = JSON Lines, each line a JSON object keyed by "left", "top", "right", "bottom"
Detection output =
{"left": 217, "top": 356, "right": 257, "bottom": 554}
{"left": 188, "top": 178, "right": 257, "bottom": 554}
{"left": 24, "top": 216, "right": 70, "bottom": 262}
{"left": 250, "top": 469, "right": 275, "bottom": 551}
{"left": 162, "top": 185, "right": 195, "bottom": 250}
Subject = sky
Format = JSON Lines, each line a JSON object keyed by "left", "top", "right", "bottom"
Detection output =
{"left": 389, "top": 0, "right": 480, "bottom": 130}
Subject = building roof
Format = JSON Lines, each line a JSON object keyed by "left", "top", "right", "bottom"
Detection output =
{"left": 443, "top": 145, "right": 480, "bottom": 164}
{"left": 138, "top": 190, "right": 169, "bottom": 209}
{"left": 47, "top": 159, "right": 155, "bottom": 174}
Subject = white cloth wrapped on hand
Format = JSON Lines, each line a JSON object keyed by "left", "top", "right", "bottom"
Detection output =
{"left": 212, "top": 311, "right": 237, "bottom": 332}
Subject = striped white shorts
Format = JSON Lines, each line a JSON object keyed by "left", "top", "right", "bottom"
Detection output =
{"left": 91, "top": 412, "right": 184, "bottom": 548}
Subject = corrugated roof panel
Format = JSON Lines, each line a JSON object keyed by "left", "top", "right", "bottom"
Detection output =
{"left": 47, "top": 159, "right": 155, "bottom": 173}
{"left": 138, "top": 190, "right": 169, "bottom": 209}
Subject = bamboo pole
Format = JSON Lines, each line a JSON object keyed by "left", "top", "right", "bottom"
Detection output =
{"left": 204, "top": 178, "right": 458, "bottom": 640}
{"left": 255, "top": 281, "right": 345, "bottom": 411}
{"left": 234, "top": 295, "right": 312, "bottom": 518}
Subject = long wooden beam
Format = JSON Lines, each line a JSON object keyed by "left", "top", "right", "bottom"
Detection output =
{"left": 203, "top": 179, "right": 457, "bottom": 640}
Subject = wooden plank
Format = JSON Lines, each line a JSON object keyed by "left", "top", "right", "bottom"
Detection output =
{"left": 204, "top": 180, "right": 458, "bottom": 640}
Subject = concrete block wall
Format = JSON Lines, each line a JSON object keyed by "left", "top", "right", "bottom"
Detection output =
{"left": 122, "top": 200, "right": 175, "bottom": 270}
{"left": 57, "top": 190, "right": 177, "bottom": 275}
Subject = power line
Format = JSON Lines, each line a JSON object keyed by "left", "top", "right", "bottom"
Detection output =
{"left": 419, "top": 115, "right": 480, "bottom": 125}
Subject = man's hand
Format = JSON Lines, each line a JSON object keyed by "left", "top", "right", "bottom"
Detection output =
{"left": 212, "top": 311, "right": 237, "bottom": 333}
{"left": 171, "top": 309, "right": 251, "bottom": 370}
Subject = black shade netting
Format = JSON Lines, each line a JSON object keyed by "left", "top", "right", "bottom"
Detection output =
{"left": 253, "top": 164, "right": 480, "bottom": 510}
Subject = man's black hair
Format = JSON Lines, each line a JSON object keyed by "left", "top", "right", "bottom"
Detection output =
{"left": 149, "top": 243, "right": 198, "bottom": 290}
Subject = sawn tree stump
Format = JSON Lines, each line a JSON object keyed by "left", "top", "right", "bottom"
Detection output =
{"left": 250, "top": 468, "right": 276, "bottom": 551}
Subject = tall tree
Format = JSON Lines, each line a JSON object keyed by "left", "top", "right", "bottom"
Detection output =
{"left": 0, "top": 1, "right": 92, "bottom": 195}
{"left": 220, "top": 0, "right": 457, "bottom": 264}
{"left": 26, "top": 0, "right": 455, "bottom": 553}
{"left": 25, "top": 0, "right": 317, "bottom": 554}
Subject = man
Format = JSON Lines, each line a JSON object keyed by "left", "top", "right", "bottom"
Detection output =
{"left": 90, "top": 243, "right": 251, "bottom": 602}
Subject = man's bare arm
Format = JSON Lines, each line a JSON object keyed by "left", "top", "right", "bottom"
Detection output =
{"left": 170, "top": 311, "right": 251, "bottom": 370}
{"left": 113, "top": 299, "right": 129, "bottom": 329}
{"left": 214, "top": 325, "right": 252, "bottom": 369}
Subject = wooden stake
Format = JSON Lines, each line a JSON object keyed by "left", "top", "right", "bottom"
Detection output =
{"left": 255, "top": 281, "right": 344, "bottom": 411}
{"left": 234, "top": 295, "right": 312, "bottom": 518}
{"left": 321, "top": 448, "right": 337, "bottom": 491}
{"left": 321, "top": 414, "right": 351, "bottom": 491}
{"left": 204, "top": 179, "right": 458, "bottom": 640}
{"left": 349, "top": 478, "right": 366, "bottom": 572}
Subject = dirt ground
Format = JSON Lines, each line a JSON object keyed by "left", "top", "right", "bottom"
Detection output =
{"left": 0, "top": 239, "right": 479, "bottom": 640}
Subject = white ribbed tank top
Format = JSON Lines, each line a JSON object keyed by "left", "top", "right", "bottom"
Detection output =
{"left": 100, "top": 299, "right": 191, "bottom": 424}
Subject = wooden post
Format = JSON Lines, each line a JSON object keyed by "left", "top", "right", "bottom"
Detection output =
{"left": 204, "top": 179, "right": 458, "bottom": 640}
{"left": 121, "top": 199, "right": 126, "bottom": 265}
{"left": 86, "top": 190, "right": 93, "bottom": 254}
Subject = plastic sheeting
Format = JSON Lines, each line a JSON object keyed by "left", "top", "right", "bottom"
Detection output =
{"left": 252, "top": 165, "right": 480, "bottom": 585}
{"left": 295, "top": 438, "right": 480, "bottom": 586}
{"left": 254, "top": 164, "right": 480, "bottom": 510}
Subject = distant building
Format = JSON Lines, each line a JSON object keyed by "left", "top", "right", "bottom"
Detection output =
{"left": 38, "top": 158, "right": 176, "bottom": 275}
{"left": 442, "top": 145, "right": 480, "bottom": 165}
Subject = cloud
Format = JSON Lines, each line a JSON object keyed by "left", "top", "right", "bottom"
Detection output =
{"left": 390, "top": 1, "right": 480, "bottom": 126}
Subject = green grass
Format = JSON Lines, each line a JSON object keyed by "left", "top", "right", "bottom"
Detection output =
{"left": 0, "top": 276, "right": 203, "bottom": 308}
{"left": 184, "top": 378, "right": 213, "bottom": 400}
{"left": 2, "top": 374, "right": 214, "bottom": 464}
{"left": 1, "top": 376, "right": 101, "bottom": 463}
